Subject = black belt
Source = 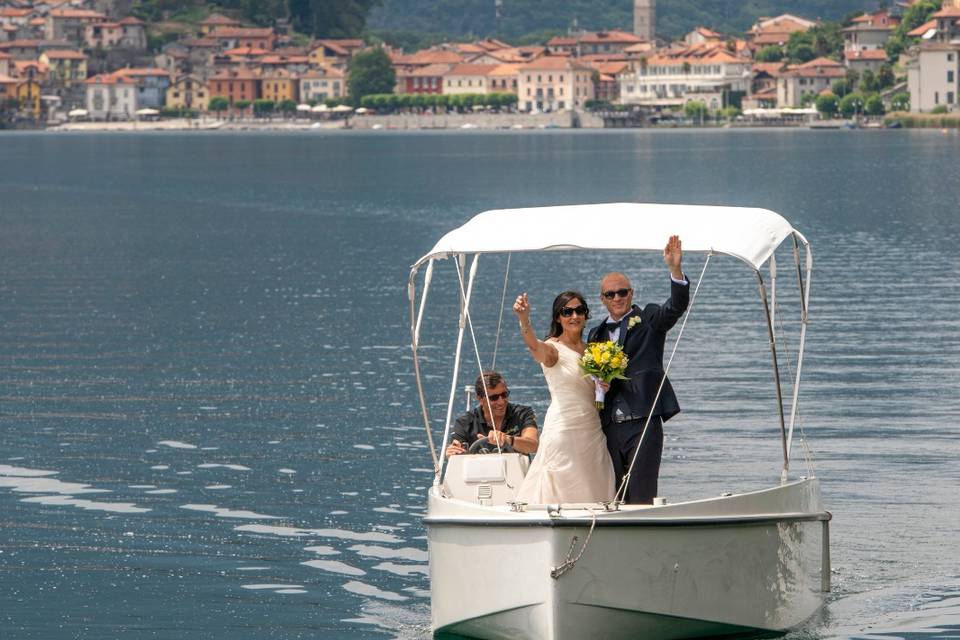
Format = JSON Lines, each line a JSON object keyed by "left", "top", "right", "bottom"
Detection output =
{"left": 614, "top": 413, "right": 659, "bottom": 424}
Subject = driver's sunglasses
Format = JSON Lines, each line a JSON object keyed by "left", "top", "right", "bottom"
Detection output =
{"left": 602, "top": 288, "right": 632, "bottom": 300}
{"left": 559, "top": 305, "right": 589, "bottom": 318}
{"left": 481, "top": 390, "right": 510, "bottom": 402}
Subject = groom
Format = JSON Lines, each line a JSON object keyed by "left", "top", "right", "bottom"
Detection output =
{"left": 588, "top": 236, "right": 689, "bottom": 505}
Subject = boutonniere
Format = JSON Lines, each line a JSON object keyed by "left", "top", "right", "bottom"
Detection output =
{"left": 627, "top": 316, "right": 642, "bottom": 330}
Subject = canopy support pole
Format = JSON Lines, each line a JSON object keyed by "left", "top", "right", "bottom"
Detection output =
{"left": 786, "top": 237, "right": 813, "bottom": 461}
{"left": 757, "top": 271, "right": 789, "bottom": 479}
{"left": 436, "top": 255, "right": 479, "bottom": 483}
{"left": 409, "top": 260, "right": 439, "bottom": 474}
{"left": 491, "top": 253, "right": 512, "bottom": 370}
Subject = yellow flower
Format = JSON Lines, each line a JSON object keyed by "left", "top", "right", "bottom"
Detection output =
{"left": 600, "top": 351, "right": 610, "bottom": 363}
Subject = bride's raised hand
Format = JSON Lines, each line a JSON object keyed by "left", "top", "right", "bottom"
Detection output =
{"left": 513, "top": 293, "right": 531, "bottom": 322}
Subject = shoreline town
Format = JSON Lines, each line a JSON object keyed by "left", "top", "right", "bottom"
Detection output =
{"left": 1, "top": 0, "right": 959, "bottom": 131}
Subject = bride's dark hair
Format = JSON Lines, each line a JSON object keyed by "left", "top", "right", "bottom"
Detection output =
{"left": 547, "top": 291, "right": 589, "bottom": 338}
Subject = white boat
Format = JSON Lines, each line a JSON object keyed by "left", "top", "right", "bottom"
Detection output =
{"left": 407, "top": 203, "right": 831, "bottom": 640}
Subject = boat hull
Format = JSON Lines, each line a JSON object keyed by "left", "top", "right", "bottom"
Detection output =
{"left": 427, "top": 479, "right": 827, "bottom": 640}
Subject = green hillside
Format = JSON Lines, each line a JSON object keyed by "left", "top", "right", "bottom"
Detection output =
{"left": 367, "top": 0, "right": 878, "bottom": 41}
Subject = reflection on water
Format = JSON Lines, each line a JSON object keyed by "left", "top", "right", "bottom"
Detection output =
{"left": 0, "top": 130, "right": 958, "bottom": 638}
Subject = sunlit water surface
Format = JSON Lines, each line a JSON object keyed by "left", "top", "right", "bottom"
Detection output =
{"left": 0, "top": 129, "right": 958, "bottom": 639}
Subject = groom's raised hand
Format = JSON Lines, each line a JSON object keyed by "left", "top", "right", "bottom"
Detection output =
{"left": 663, "top": 235, "right": 683, "bottom": 280}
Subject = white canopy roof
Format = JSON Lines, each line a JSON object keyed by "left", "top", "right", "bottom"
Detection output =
{"left": 135, "top": 108, "right": 159, "bottom": 115}
{"left": 414, "top": 203, "right": 805, "bottom": 271}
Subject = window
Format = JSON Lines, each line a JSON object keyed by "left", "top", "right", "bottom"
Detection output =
{"left": 949, "top": 53, "right": 955, "bottom": 62}
{"left": 548, "top": 75, "right": 552, "bottom": 82}
{"left": 950, "top": 91, "right": 956, "bottom": 104}
{"left": 949, "top": 71, "right": 955, "bottom": 83}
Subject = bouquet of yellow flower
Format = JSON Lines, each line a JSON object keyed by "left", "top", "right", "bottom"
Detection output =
{"left": 579, "top": 341, "right": 629, "bottom": 409}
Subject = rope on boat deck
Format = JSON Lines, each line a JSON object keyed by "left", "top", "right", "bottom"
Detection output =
{"left": 550, "top": 509, "right": 598, "bottom": 579}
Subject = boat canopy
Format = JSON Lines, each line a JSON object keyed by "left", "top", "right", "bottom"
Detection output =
{"left": 414, "top": 203, "right": 805, "bottom": 271}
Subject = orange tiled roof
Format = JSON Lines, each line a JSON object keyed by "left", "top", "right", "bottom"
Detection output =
{"left": 844, "top": 49, "right": 888, "bottom": 61}
{"left": 200, "top": 13, "right": 241, "bottom": 26}
{"left": 907, "top": 19, "right": 937, "bottom": 37}
{"left": 519, "top": 55, "right": 593, "bottom": 71}
{"left": 210, "top": 27, "right": 274, "bottom": 38}
{"left": 114, "top": 67, "right": 170, "bottom": 77}
{"left": 43, "top": 49, "right": 87, "bottom": 59}
{"left": 50, "top": 8, "right": 106, "bottom": 19}
{"left": 752, "top": 61, "right": 787, "bottom": 76}
{"left": 403, "top": 63, "right": 453, "bottom": 76}
{"left": 394, "top": 49, "right": 463, "bottom": 66}
{"left": 579, "top": 30, "right": 643, "bottom": 44}
{"left": 118, "top": 16, "right": 144, "bottom": 26}
{"left": 445, "top": 63, "right": 500, "bottom": 76}
{"left": 210, "top": 68, "right": 260, "bottom": 80}
{"left": 223, "top": 46, "right": 269, "bottom": 56}
{"left": 487, "top": 63, "right": 520, "bottom": 76}
{"left": 0, "top": 7, "right": 32, "bottom": 17}
{"left": 84, "top": 72, "right": 134, "bottom": 85}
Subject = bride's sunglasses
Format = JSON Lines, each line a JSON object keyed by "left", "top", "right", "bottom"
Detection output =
{"left": 559, "top": 305, "right": 589, "bottom": 318}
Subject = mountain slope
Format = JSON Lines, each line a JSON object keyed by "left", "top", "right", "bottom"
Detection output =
{"left": 367, "top": 0, "right": 876, "bottom": 41}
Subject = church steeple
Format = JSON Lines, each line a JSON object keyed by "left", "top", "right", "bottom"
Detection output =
{"left": 634, "top": 0, "right": 655, "bottom": 41}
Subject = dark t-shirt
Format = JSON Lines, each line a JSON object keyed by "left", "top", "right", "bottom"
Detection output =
{"left": 451, "top": 403, "right": 537, "bottom": 446}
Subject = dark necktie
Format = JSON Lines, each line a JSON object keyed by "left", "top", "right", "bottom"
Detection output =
{"left": 605, "top": 322, "right": 620, "bottom": 334}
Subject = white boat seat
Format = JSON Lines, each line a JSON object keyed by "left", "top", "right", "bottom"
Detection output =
{"left": 442, "top": 453, "right": 529, "bottom": 505}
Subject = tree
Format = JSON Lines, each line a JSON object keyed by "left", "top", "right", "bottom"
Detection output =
{"left": 755, "top": 46, "right": 783, "bottom": 62}
{"left": 891, "top": 91, "right": 910, "bottom": 111}
{"left": 234, "top": 99, "right": 251, "bottom": 114}
{"left": 839, "top": 92, "right": 865, "bottom": 118}
{"left": 831, "top": 79, "right": 851, "bottom": 98}
{"left": 279, "top": 99, "right": 298, "bottom": 116}
{"left": 347, "top": 47, "right": 396, "bottom": 105}
{"left": 816, "top": 93, "right": 838, "bottom": 117}
{"left": 859, "top": 69, "right": 879, "bottom": 93}
{"left": 877, "top": 65, "right": 895, "bottom": 90}
{"left": 253, "top": 99, "right": 275, "bottom": 116}
{"left": 684, "top": 100, "right": 708, "bottom": 121}
{"left": 885, "top": 0, "right": 941, "bottom": 60}
{"left": 209, "top": 96, "right": 229, "bottom": 115}
{"left": 864, "top": 94, "right": 885, "bottom": 116}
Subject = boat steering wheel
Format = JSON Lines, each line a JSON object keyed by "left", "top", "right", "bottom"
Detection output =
{"left": 468, "top": 435, "right": 516, "bottom": 454}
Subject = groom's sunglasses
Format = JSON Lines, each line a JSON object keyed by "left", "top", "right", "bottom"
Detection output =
{"left": 481, "top": 390, "right": 510, "bottom": 402}
{"left": 602, "top": 288, "right": 632, "bottom": 300}
{"left": 559, "top": 305, "right": 589, "bottom": 318}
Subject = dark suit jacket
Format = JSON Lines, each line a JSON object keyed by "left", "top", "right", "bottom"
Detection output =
{"left": 588, "top": 278, "right": 690, "bottom": 426}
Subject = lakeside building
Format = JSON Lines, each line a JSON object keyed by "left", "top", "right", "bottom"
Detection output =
{"left": 397, "top": 63, "right": 451, "bottom": 95}
{"left": 198, "top": 13, "right": 241, "bottom": 36}
{"left": 906, "top": 4, "right": 960, "bottom": 112}
{"left": 842, "top": 9, "right": 899, "bottom": 53}
{"left": 209, "top": 67, "right": 260, "bottom": 106}
{"left": 46, "top": 8, "right": 106, "bottom": 42}
{"left": 776, "top": 57, "right": 846, "bottom": 108}
{"left": 84, "top": 16, "right": 146, "bottom": 50}
{"left": 208, "top": 27, "right": 276, "bottom": 52}
{"left": 39, "top": 49, "right": 86, "bottom": 86}
{"left": 0, "top": 50, "right": 11, "bottom": 76}
{"left": 299, "top": 68, "right": 345, "bottom": 102}
{"left": 308, "top": 39, "right": 363, "bottom": 69}
{"left": 260, "top": 68, "right": 299, "bottom": 103}
{"left": 113, "top": 68, "right": 171, "bottom": 109}
{"left": 546, "top": 30, "right": 645, "bottom": 57}
{"left": 745, "top": 14, "right": 816, "bottom": 52}
{"left": 516, "top": 56, "right": 595, "bottom": 112}
{"left": 442, "top": 63, "right": 500, "bottom": 95}
{"left": 487, "top": 63, "right": 520, "bottom": 94}
{"left": 84, "top": 72, "right": 137, "bottom": 119}
{"left": 166, "top": 74, "right": 210, "bottom": 111}
{"left": 619, "top": 42, "right": 751, "bottom": 109}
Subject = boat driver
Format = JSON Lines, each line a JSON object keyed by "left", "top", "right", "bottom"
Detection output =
{"left": 445, "top": 371, "right": 539, "bottom": 456}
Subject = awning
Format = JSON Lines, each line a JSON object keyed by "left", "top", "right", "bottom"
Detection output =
{"left": 332, "top": 104, "right": 353, "bottom": 112}
{"left": 135, "top": 107, "right": 159, "bottom": 116}
{"left": 67, "top": 108, "right": 88, "bottom": 117}
{"left": 296, "top": 103, "right": 312, "bottom": 111}
{"left": 311, "top": 104, "right": 329, "bottom": 112}
{"left": 414, "top": 203, "right": 805, "bottom": 271}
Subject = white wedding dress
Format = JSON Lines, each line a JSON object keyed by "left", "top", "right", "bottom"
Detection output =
{"left": 515, "top": 341, "right": 616, "bottom": 504}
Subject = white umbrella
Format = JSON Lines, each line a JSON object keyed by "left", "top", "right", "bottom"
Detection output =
{"left": 296, "top": 103, "right": 312, "bottom": 112}
{"left": 354, "top": 107, "right": 369, "bottom": 114}
{"left": 311, "top": 104, "right": 329, "bottom": 112}
{"left": 135, "top": 107, "right": 159, "bottom": 116}
{"left": 67, "top": 108, "right": 88, "bottom": 117}
{"left": 332, "top": 104, "right": 354, "bottom": 112}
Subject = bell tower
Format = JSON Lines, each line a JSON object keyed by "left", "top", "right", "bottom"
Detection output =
{"left": 634, "top": 0, "right": 655, "bottom": 42}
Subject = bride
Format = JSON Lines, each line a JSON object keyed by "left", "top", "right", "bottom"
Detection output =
{"left": 513, "top": 290, "right": 615, "bottom": 504}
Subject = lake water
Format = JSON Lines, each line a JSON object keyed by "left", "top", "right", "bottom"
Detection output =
{"left": 0, "top": 129, "right": 958, "bottom": 639}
